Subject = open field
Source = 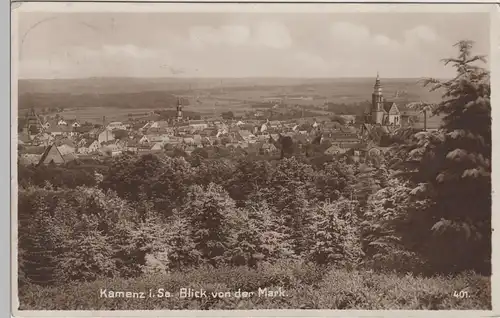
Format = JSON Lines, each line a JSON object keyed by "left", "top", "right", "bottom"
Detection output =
{"left": 201, "top": 79, "right": 443, "bottom": 106}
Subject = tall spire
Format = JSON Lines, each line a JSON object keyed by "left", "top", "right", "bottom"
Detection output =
{"left": 176, "top": 97, "right": 183, "bottom": 121}
{"left": 373, "top": 72, "right": 382, "bottom": 95}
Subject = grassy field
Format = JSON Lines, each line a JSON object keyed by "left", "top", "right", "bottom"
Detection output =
{"left": 18, "top": 262, "right": 490, "bottom": 310}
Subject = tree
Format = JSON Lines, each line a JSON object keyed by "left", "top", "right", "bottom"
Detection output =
{"left": 113, "top": 129, "right": 129, "bottom": 140}
{"left": 162, "top": 211, "right": 201, "bottom": 270}
{"left": 277, "top": 134, "right": 295, "bottom": 159}
{"left": 362, "top": 178, "right": 430, "bottom": 273}
{"left": 259, "top": 158, "right": 316, "bottom": 255}
{"left": 229, "top": 200, "right": 293, "bottom": 267}
{"left": 181, "top": 183, "right": 238, "bottom": 266}
{"left": 195, "top": 159, "right": 235, "bottom": 188}
{"left": 221, "top": 111, "right": 235, "bottom": 120}
{"left": 406, "top": 101, "right": 437, "bottom": 131}
{"left": 308, "top": 199, "right": 363, "bottom": 266}
{"left": 100, "top": 153, "right": 163, "bottom": 202}
{"left": 228, "top": 158, "right": 274, "bottom": 202}
{"left": 19, "top": 198, "right": 59, "bottom": 285}
{"left": 401, "top": 40, "right": 491, "bottom": 274}
{"left": 313, "top": 159, "right": 354, "bottom": 202}
{"left": 56, "top": 216, "right": 117, "bottom": 282}
{"left": 149, "top": 156, "right": 196, "bottom": 217}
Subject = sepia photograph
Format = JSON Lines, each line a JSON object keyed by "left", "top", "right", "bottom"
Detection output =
{"left": 11, "top": 2, "right": 496, "bottom": 313}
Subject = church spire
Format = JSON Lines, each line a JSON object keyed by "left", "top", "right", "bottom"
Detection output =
{"left": 176, "top": 97, "right": 183, "bottom": 121}
{"left": 374, "top": 72, "right": 381, "bottom": 91}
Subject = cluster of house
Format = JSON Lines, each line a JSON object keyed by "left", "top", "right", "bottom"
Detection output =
{"left": 18, "top": 109, "right": 367, "bottom": 166}
{"left": 19, "top": 74, "right": 440, "bottom": 166}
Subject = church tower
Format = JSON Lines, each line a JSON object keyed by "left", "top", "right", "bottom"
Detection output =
{"left": 371, "top": 72, "right": 385, "bottom": 125}
{"left": 25, "top": 107, "right": 41, "bottom": 136}
{"left": 176, "top": 97, "right": 183, "bottom": 121}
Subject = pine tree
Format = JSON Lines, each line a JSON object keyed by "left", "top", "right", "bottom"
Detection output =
{"left": 182, "top": 183, "right": 238, "bottom": 266}
{"left": 402, "top": 40, "right": 491, "bottom": 273}
{"left": 18, "top": 187, "right": 60, "bottom": 286}
{"left": 23, "top": 208, "right": 59, "bottom": 285}
{"left": 229, "top": 200, "right": 293, "bottom": 267}
{"left": 308, "top": 198, "right": 364, "bottom": 266}
{"left": 164, "top": 211, "right": 201, "bottom": 270}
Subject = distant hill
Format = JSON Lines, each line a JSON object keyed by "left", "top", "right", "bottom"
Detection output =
{"left": 18, "top": 77, "right": 444, "bottom": 95}
{"left": 17, "top": 77, "right": 444, "bottom": 110}
{"left": 18, "top": 91, "right": 179, "bottom": 110}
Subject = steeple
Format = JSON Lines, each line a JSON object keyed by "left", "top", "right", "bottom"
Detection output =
{"left": 26, "top": 107, "right": 41, "bottom": 136}
{"left": 371, "top": 72, "right": 385, "bottom": 124}
{"left": 373, "top": 71, "right": 382, "bottom": 95}
{"left": 176, "top": 97, "right": 183, "bottom": 121}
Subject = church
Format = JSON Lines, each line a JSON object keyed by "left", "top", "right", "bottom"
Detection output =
{"left": 364, "top": 73, "right": 401, "bottom": 126}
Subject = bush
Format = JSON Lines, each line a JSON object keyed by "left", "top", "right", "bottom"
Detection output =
{"left": 228, "top": 201, "right": 294, "bottom": 267}
{"left": 181, "top": 183, "right": 239, "bottom": 266}
{"left": 361, "top": 178, "right": 430, "bottom": 273}
{"left": 18, "top": 264, "right": 491, "bottom": 310}
{"left": 307, "top": 199, "right": 364, "bottom": 266}
{"left": 18, "top": 185, "right": 153, "bottom": 285}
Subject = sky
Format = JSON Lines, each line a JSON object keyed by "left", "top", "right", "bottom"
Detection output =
{"left": 17, "top": 12, "right": 491, "bottom": 79}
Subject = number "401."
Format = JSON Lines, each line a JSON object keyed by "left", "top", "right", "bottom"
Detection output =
{"left": 453, "top": 290, "right": 470, "bottom": 299}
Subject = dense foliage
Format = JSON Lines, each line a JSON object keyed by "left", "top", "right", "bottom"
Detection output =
{"left": 17, "top": 41, "right": 491, "bottom": 309}
{"left": 393, "top": 40, "right": 491, "bottom": 274}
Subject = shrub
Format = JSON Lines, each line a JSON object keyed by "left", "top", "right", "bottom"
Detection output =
{"left": 228, "top": 201, "right": 294, "bottom": 267}
{"left": 362, "top": 178, "right": 430, "bottom": 273}
{"left": 18, "top": 265, "right": 491, "bottom": 310}
{"left": 181, "top": 183, "right": 239, "bottom": 266}
{"left": 307, "top": 199, "right": 364, "bottom": 266}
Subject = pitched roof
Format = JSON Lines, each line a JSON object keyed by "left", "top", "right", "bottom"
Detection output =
{"left": 383, "top": 101, "right": 399, "bottom": 114}
{"left": 38, "top": 144, "right": 65, "bottom": 165}
{"left": 84, "top": 139, "right": 98, "bottom": 148}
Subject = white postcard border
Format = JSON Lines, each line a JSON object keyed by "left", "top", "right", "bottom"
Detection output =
{"left": 10, "top": 1, "right": 500, "bottom": 317}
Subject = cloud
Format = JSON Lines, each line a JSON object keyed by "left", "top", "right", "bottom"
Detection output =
{"left": 19, "top": 14, "right": 469, "bottom": 79}
{"left": 405, "top": 25, "right": 438, "bottom": 43}
{"left": 188, "top": 21, "right": 292, "bottom": 49}
{"left": 253, "top": 21, "right": 292, "bottom": 49}
{"left": 330, "top": 22, "right": 370, "bottom": 44}
{"left": 330, "top": 21, "right": 439, "bottom": 51}
{"left": 80, "top": 45, "right": 160, "bottom": 59}
{"left": 101, "top": 45, "right": 159, "bottom": 59}
{"left": 325, "top": 21, "right": 450, "bottom": 77}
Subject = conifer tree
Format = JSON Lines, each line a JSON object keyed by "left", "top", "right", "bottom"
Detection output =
{"left": 403, "top": 40, "right": 491, "bottom": 273}
{"left": 182, "top": 183, "right": 238, "bottom": 266}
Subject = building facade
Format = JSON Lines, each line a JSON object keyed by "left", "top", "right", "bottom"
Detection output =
{"left": 365, "top": 73, "right": 401, "bottom": 126}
